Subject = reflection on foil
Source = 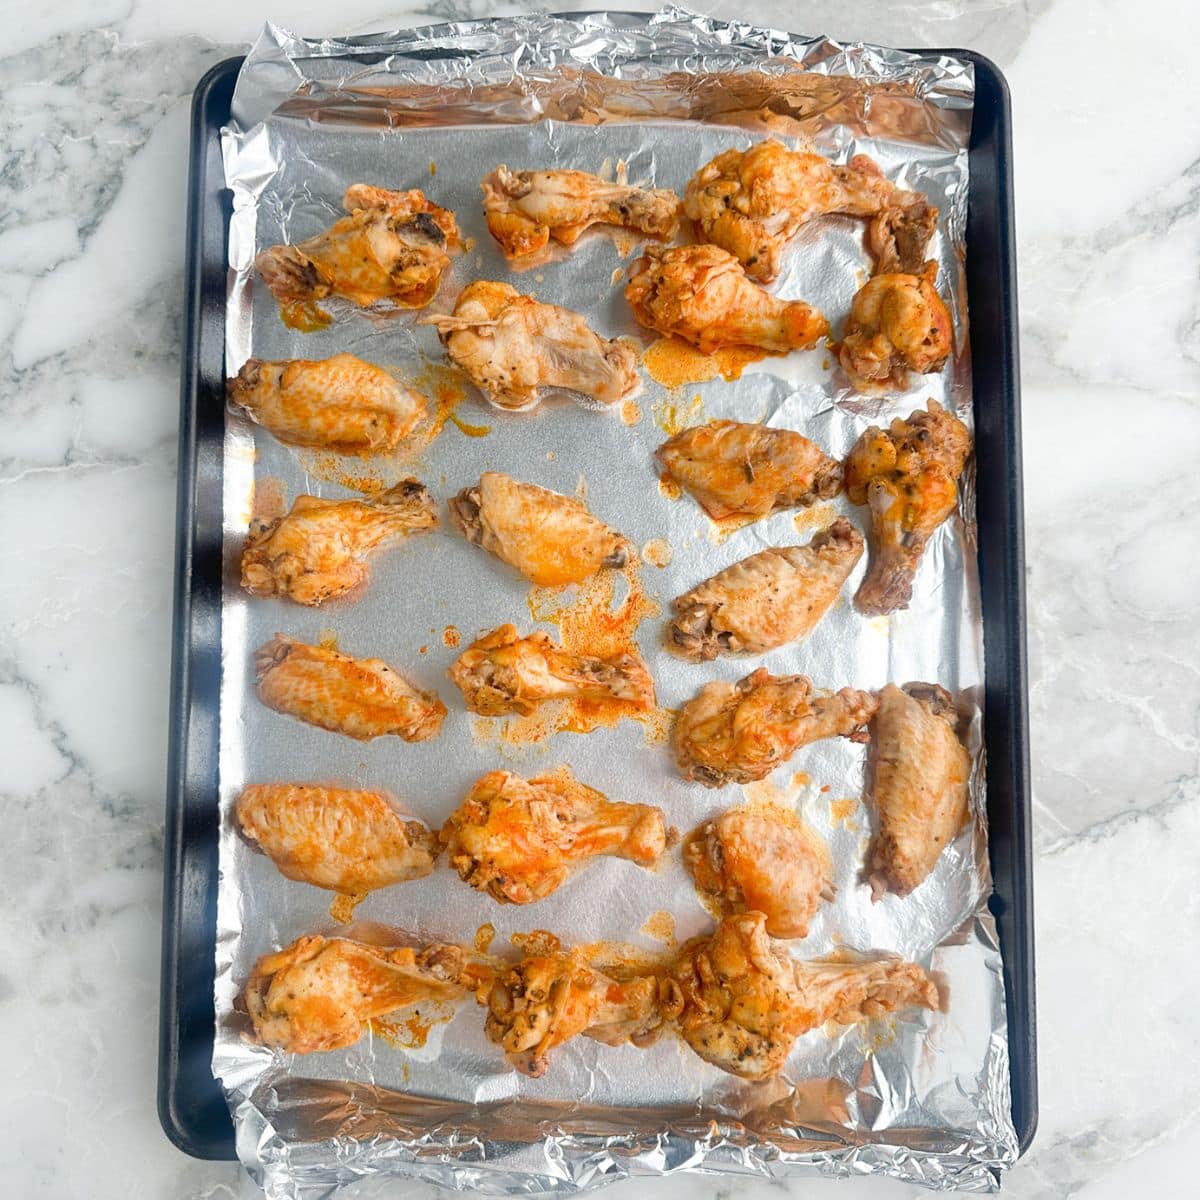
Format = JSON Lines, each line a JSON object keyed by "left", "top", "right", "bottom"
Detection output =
{"left": 214, "top": 7, "right": 1015, "bottom": 1197}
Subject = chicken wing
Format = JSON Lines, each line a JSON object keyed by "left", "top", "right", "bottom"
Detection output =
{"left": 844, "top": 400, "right": 971, "bottom": 615}
{"left": 866, "top": 683, "right": 971, "bottom": 900}
{"left": 242, "top": 935, "right": 468, "bottom": 1054}
{"left": 256, "top": 185, "right": 458, "bottom": 329}
{"left": 667, "top": 518, "right": 864, "bottom": 661}
{"left": 684, "top": 806, "right": 834, "bottom": 939}
{"left": 423, "top": 280, "right": 639, "bottom": 411}
{"left": 441, "top": 768, "right": 671, "bottom": 904}
{"left": 625, "top": 243, "right": 828, "bottom": 354}
{"left": 673, "top": 668, "right": 878, "bottom": 788}
{"left": 474, "top": 933, "right": 663, "bottom": 1076}
{"left": 662, "top": 913, "right": 938, "bottom": 1079}
{"left": 241, "top": 479, "right": 437, "bottom": 606}
{"left": 683, "top": 140, "right": 937, "bottom": 282}
{"left": 449, "top": 472, "right": 629, "bottom": 587}
{"left": 656, "top": 419, "right": 842, "bottom": 522}
{"left": 254, "top": 635, "right": 445, "bottom": 741}
{"left": 836, "top": 264, "right": 953, "bottom": 392}
{"left": 227, "top": 353, "right": 427, "bottom": 454}
{"left": 448, "top": 623, "right": 654, "bottom": 716}
{"left": 482, "top": 165, "right": 679, "bottom": 260}
{"left": 236, "top": 783, "right": 439, "bottom": 900}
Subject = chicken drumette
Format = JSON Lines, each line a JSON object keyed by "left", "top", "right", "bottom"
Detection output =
{"left": 254, "top": 635, "right": 446, "bottom": 741}
{"left": 625, "top": 244, "right": 828, "bottom": 355}
{"left": 482, "top": 165, "right": 679, "bottom": 260}
{"left": 256, "top": 185, "right": 459, "bottom": 330}
{"left": 449, "top": 472, "right": 629, "bottom": 587}
{"left": 656, "top": 419, "right": 842, "bottom": 522}
{"left": 474, "top": 933, "right": 664, "bottom": 1077}
{"left": 866, "top": 683, "right": 971, "bottom": 900}
{"left": 844, "top": 400, "right": 972, "bottom": 615}
{"left": 448, "top": 623, "right": 654, "bottom": 717}
{"left": 667, "top": 519, "right": 864, "bottom": 661}
{"left": 836, "top": 264, "right": 953, "bottom": 392}
{"left": 662, "top": 913, "right": 938, "bottom": 1080}
{"left": 684, "top": 806, "right": 834, "bottom": 939}
{"left": 683, "top": 140, "right": 937, "bottom": 282}
{"left": 423, "top": 280, "right": 639, "bottom": 411}
{"left": 674, "top": 668, "right": 878, "bottom": 788}
{"left": 241, "top": 479, "right": 437, "bottom": 606}
{"left": 242, "top": 935, "right": 469, "bottom": 1054}
{"left": 236, "top": 784, "right": 439, "bottom": 905}
{"left": 227, "top": 353, "right": 427, "bottom": 454}
{"left": 441, "top": 768, "right": 671, "bottom": 904}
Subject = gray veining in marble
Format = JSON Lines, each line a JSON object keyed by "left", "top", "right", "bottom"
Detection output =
{"left": 1, "top": 0, "right": 1197, "bottom": 1197}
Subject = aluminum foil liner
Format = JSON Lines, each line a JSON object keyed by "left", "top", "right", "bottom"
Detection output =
{"left": 214, "top": 7, "right": 1016, "bottom": 1196}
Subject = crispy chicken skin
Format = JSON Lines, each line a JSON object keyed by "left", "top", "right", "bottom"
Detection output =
{"left": 668, "top": 519, "right": 864, "bottom": 661}
{"left": 683, "top": 140, "right": 937, "bottom": 282}
{"left": 673, "top": 668, "right": 878, "bottom": 788}
{"left": 662, "top": 913, "right": 938, "bottom": 1080}
{"left": 227, "top": 353, "right": 427, "bottom": 454}
{"left": 241, "top": 479, "right": 437, "bottom": 606}
{"left": 255, "top": 185, "right": 459, "bottom": 328}
{"left": 867, "top": 683, "right": 971, "bottom": 900}
{"left": 448, "top": 623, "right": 654, "bottom": 716}
{"left": 482, "top": 165, "right": 679, "bottom": 260}
{"left": 449, "top": 472, "right": 629, "bottom": 587}
{"left": 836, "top": 264, "right": 953, "bottom": 392}
{"left": 626, "top": 244, "right": 828, "bottom": 354}
{"left": 844, "top": 400, "right": 972, "bottom": 616}
{"left": 423, "top": 280, "right": 640, "bottom": 411}
{"left": 657, "top": 419, "right": 842, "bottom": 522}
{"left": 474, "top": 933, "right": 664, "bottom": 1077}
{"left": 254, "top": 635, "right": 446, "bottom": 741}
{"left": 684, "top": 807, "right": 834, "bottom": 939}
{"left": 242, "top": 935, "right": 468, "bottom": 1054}
{"left": 441, "top": 768, "right": 671, "bottom": 905}
{"left": 236, "top": 784, "right": 439, "bottom": 897}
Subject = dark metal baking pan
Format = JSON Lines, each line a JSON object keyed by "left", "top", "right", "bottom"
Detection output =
{"left": 159, "top": 35, "right": 1034, "bottom": 1163}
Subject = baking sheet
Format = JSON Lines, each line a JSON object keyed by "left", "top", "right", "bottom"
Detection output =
{"left": 213, "top": 8, "right": 1016, "bottom": 1196}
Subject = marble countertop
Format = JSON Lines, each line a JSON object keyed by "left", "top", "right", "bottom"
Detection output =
{"left": 2, "top": 1, "right": 1196, "bottom": 1196}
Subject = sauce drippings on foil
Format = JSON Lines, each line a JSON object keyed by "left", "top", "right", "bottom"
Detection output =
{"left": 650, "top": 390, "right": 704, "bottom": 436}
{"left": 639, "top": 910, "right": 677, "bottom": 944}
{"left": 643, "top": 337, "right": 766, "bottom": 389}
{"left": 793, "top": 502, "right": 837, "bottom": 536}
{"left": 280, "top": 301, "right": 331, "bottom": 332}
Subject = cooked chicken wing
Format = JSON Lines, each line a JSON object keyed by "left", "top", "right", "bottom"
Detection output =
{"left": 684, "top": 806, "right": 834, "bottom": 939}
{"left": 844, "top": 400, "right": 971, "bottom": 615}
{"left": 256, "top": 185, "right": 458, "bottom": 330}
{"left": 422, "top": 280, "right": 639, "bottom": 411}
{"left": 254, "top": 634, "right": 445, "bottom": 741}
{"left": 625, "top": 243, "right": 828, "bottom": 354}
{"left": 449, "top": 472, "right": 629, "bottom": 587}
{"left": 441, "top": 768, "right": 671, "bottom": 905}
{"left": 683, "top": 140, "right": 937, "bottom": 282}
{"left": 656, "top": 419, "right": 842, "bottom": 522}
{"left": 674, "top": 668, "right": 878, "bottom": 787}
{"left": 241, "top": 479, "right": 437, "bottom": 606}
{"left": 227, "top": 353, "right": 427, "bottom": 454}
{"left": 866, "top": 683, "right": 971, "bottom": 900}
{"left": 482, "top": 165, "right": 679, "bottom": 260}
{"left": 667, "top": 518, "right": 864, "bottom": 661}
{"left": 836, "top": 264, "right": 953, "bottom": 392}
{"left": 475, "top": 933, "right": 663, "bottom": 1076}
{"left": 662, "top": 913, "right": 938, "bottom": 1079}
{"left": 242, "top": 935, "right": 468, "bottom": 1054}
{"left": 237, "top": 783, "right": 439, "bottom": 901}
{"left": 448, "top": 623, "right": 654, "bottom": 717}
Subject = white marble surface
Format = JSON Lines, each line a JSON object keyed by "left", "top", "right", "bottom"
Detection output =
{"left": 0, "top": 1, "right": 1196, "bottom": 1196}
